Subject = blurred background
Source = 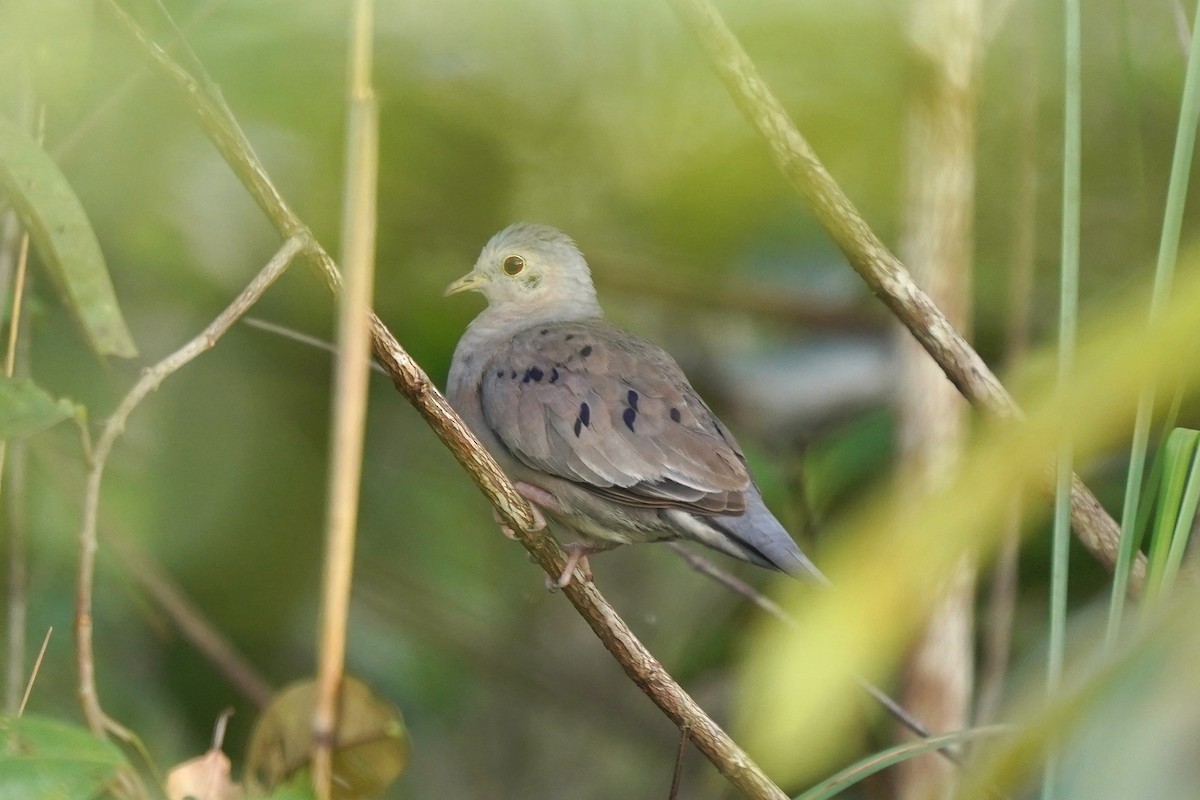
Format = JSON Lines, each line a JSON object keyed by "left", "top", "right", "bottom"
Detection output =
{"left": 2, "top": 0, "right": 1199, "bottom": 797}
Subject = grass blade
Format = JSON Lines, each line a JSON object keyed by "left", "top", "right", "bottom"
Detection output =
{"left": 793, "top": 726, "right": 1010, "bottom": 800}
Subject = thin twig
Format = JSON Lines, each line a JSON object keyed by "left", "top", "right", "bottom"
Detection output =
{"left": 3, "top": 225, "right": 30, "bottom": 378}
{"left": 101, "top": 2, "right": 338, "bottom": 288}
{"left": 3, "top": 435, "right": 29, "bottom": 714}
{"left": 599, "top": 266, "right": 884, "bottom": 333}
{"left": 0, "top": 218, "right": 30, "bottom": 713}
{"left": 47, "top": 0, "right": 225, "bottom": 167}
{"left": 669, "top": 723, "right": 690, "bottom": 800}
{"left": 242, "top": 318, "right": 386, "bottom": 374}
{"left": 1, "top": 101, "right": 38, "bottom": 714}
{"left": 664, "top": 0, "right": 1144, "bottom": 590}
{"left": 107, "top": 534, "right": 273, "bottom": 709}
{"left": 312, "top": 1, "right": 378, "bottom": 797}
{"left": 212, "top": 707, "right": 234, "bottom": 749}
{"left": 76, "top": 235, "right": 307, "bottom": 739}
{"left": 17, "top": 627, "right": 52, "bottom": 716}
{"left": 664, "top": 543, "right": 963, "bottom": 766}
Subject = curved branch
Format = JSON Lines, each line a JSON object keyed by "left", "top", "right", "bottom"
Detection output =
{"left": 665, "top": 0, "right": 1144, "bottom": 590}
{"left": 77, "top": 235, "right": 306, "bottom": 740}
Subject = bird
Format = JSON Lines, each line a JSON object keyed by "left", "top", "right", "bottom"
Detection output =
{"left": 445, "top": 223, "right": 819, "bottom": 588}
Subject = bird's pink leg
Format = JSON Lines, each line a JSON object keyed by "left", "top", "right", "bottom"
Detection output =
{"left": 513, "top": 481, "right": 561, "bottom": 514}
{"left": 511, "top": 484, "right": 595, "bottom": 587}
{"left": 489, "top": 482, "right": 592, "bottom": 588}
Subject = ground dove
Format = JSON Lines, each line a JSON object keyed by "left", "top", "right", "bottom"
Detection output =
{"left": 446, "top": 223, "right": 820, "bottom": 587}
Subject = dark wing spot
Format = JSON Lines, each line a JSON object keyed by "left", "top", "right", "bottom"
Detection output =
{"left": 510, "top": 370, "right": 517, "bottom": 379}
{"left": 496, "top": 370, "right": 504, "bottom": 378}
{"left": 565, "top": 334, "right": 575, "bottom": 341}
{"left": 549, "top": 368, "right": 559, "bottom": 383}
{"left": 623, "top": 407, "right": 637, "bottom": 432}
{"left": 522, "top": 366, "right": 544, "bottom": 383}
{"left": 540, "top": 328, "right": 549, "bottom": 335}
{"left": 580, "top": 345, "right": 593, "bottom": 357}
{"left": 670, "top": 407, "right": 682, "bottom": 423}
{"left": 573, "top": 418, "right": 583, "bottom": 437}
{"left": 627, "top": 390, "right": 639, "bottom": 411}
{"left": 579, "top": 402, "right": 591, "bottom": 427}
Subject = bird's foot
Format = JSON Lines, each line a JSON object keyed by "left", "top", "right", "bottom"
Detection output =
{"left": 493, "top": 504, "right": 545, "bottom": 540}
{"left": 488, "top": 482, "right": 591, "bottom": 588}
{"left": 551, "top": 544, "right": 594, "bottom": 589}
{"left": 491, "top": 505, "right": 516, "bottom": 539}
{"left": 493, "top": 481, "right": 557, "bottom": 540}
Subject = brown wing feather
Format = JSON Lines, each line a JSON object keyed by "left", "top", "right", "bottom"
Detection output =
{"left": 480, "top": 319, "right": 749, "bottom": 515}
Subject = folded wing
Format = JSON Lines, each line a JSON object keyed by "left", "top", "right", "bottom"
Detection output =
{"left": 479, "top": 320, "right": 750, "bottom": 515}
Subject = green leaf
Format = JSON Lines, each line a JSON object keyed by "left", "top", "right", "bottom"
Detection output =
{"left": 259, "top": 775, "right": 319, "bottom": 800}
{"left": 0, "top": 714, "right": 127, "bottom": 800}
{"left": 0, "top": 375, "right": 76, "bottom": 438}
{"left": 0, "top": 116, "right": 137, "bottom": 359}
{"left": 793, "top": 725, "right": 1009, "bottom": 800}
{"left": 1144, "top": 428, "right": 1200, "bottom": 606}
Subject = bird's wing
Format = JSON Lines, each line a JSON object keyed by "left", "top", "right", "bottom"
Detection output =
{"left": 479, "top": 319, "right": 750, "bottom": 514}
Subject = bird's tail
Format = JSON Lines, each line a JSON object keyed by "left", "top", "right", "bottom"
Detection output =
{"left": 662, "top": 488, "right": 826, "bottom": 582}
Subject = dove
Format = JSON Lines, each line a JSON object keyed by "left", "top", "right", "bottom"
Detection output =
{"left": 445, "top": 223, "right": 820, "bottom": 588}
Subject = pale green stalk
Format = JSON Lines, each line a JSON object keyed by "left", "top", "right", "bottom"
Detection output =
{"left": 1106, "top": 0, "right": 1200, "bottom": 645}
{"left": 1043, "top": 0, "right": 1082, "bottom": 796}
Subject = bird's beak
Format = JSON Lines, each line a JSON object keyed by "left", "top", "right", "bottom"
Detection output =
{"left": 444, "top": 270, "right": 488, "bottom": 297}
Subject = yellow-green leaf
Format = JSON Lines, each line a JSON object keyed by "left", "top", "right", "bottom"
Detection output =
{"left": 246, "top": 676, "right": 408, "bottom": 800}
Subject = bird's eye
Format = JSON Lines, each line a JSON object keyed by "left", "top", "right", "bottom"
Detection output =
{"left": 502, "top": 255, "right": 525, "bottom": 276}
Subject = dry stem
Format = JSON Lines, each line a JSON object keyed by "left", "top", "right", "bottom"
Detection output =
{"left": 76, "top": 235, "right": 306, "bottom": 738}
{"left": 0, "top": 215, "right": 31, "bottom": 713}
{"left": 665, "top": 542, "right": 963, "bottom": 765}
{"left": 312, "top": 1, "right": 378, "bottom": 796}
{"left": 107, "top": 535, "right": 274, "bottom": 709}
{"left": 17, "top": 627, "right": 51, "bottom": 716}
{"left": 0, "top": 103, "right": 37, "bottom": 713}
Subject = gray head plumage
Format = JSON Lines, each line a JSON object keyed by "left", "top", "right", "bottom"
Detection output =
{"left": 445, "top": 223, "right": 601, "bottom": 320}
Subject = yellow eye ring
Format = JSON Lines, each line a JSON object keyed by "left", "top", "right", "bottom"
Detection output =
{"left": 503, "top": 255, "right": 525, "bottom": 276}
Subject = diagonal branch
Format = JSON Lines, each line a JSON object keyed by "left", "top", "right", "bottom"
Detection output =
{"left": 107, "top": 533, "right": 274, "bottom": 709}
{"left": 100, "top": 4, "right": 788, "bottom": 797}
{"left": 665, "top": 0, "right": 1144, "bottom": 590}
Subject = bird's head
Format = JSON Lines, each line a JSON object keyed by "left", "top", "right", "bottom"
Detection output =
{"left": 445, "top": 223, "right": 601, "bottom": 319}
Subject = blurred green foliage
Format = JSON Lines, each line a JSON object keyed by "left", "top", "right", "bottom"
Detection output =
{"left": 0, "top": 0, "right": 1197, "bottom": 798}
